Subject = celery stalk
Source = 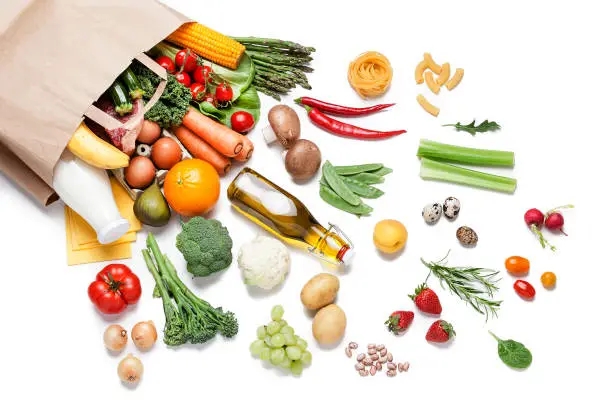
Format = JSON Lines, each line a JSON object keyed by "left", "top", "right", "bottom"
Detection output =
{"left": 417, "top": 139, "right": 515, "bottom": 168}
{"left": 420, "top": 158, "right": 517, "bottom": 193}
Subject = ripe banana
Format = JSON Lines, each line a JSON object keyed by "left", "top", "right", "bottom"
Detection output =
{"left": 67, "top": 123, "right": 130, "bottom": 169}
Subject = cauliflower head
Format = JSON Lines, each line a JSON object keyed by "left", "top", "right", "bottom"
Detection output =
{"left": 176, "top": 217, "right": 233, "bottom": 277}
{"left": 238, "top": 236, "right": 290, "bottom": 290}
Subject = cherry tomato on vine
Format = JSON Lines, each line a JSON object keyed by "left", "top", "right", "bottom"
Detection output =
{"left": 175, "top": 49, "right": 197, "bottom": 73}
{"left": 174, "top": 72, "right": 192, "bottom": 87}
{"left": 155, "top": 56, "right": 175, "bottom": 73}
{"left": 513, "top": 280, "right": 536, "bottom": 300}
{"left": 231, "top": 111, "right": 255, "bottom": 133}
{"left": 215, "top": 82, "right": 233, "bottom": 104}
{"left": 505, "top": 256, "right": 530, "bottom": 276}
{"left": 194, "top": 65, "right": 213, "bottom": 84}
{"left": 190, "top": 83, "right": 206, "bottom": 102}
{"left": 88, "top": 264, "right": 142, "bottom": 314}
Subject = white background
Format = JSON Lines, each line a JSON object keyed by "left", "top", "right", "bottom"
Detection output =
{"left": 1, "top": 0, "right": 610, "bottom": 406}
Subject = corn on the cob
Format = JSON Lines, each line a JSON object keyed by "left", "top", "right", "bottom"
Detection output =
{"left": 166, "top": 22, "right": 245, "bottom": 69}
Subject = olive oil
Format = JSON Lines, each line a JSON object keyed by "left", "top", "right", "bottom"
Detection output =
{"left": 227, "top": 168, "right": 354, "bottom": 265}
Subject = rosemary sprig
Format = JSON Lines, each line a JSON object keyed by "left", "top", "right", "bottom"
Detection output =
{"left": 443, "top": 119, "right": 501, "bottom": 136}
{"left": 422, "top": 252, "right": 502, "bottom": 320}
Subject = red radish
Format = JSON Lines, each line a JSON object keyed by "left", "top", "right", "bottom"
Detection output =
{"left": 544, "top": 204, "right": 574, "bottom": 235}
{"left": 524, "top": 208, "right": 556, "bottom": 251}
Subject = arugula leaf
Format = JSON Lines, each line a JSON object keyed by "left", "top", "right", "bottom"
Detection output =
{"left": 489, "top": 331, "right": 532, "bottom": 369}
{"left": 443, "top": 120, "right": 501, "bottom": 136}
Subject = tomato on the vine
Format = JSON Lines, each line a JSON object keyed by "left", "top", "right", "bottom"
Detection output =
{"left": 174, "top": 71, "right": 192, "bottom": 87}
{"left": 88, "top": 264, "right": 142, "bottom": 314}
{"left": 215, "top": 82, "right": 233, "bottom": 105}
{"left": 175, "top": 49, "right": 197, "bottom": 73}
{"left": 513, "top": 280, "right": 536, "bottom": 300}
{"left": 155, "top": 56, "right": 175, "bottom": 73}
{"left": 193, "top": 65, "right": 213, "bottom": 84}
{"left": 231, "top": 111, "right": 255, "bottom": 133}
{"left": 190, "top": 83, "right": 206, "bottom": 102}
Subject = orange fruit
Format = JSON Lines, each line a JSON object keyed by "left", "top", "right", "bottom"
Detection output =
{"left": 164, "top": 159, "right": 220, "bottom": 216}
{"left": 505, "top": 256, "right": 530, "bottom": 276}
{"left": 540, "top": 272, "right": 556, "bottom": 289}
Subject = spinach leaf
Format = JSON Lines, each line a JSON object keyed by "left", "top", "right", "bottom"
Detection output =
{"left": 489, "top": 331, "right": 532, "bottom": 369}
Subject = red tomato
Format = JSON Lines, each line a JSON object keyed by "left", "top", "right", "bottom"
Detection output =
{"left": 513, "top": 280, "right": 536, "bottom": 300}
{"left": 202, "top": 93, "right": 216, "bottom": 106}
{"left": 175, "top": 72, "right": 192, "bottom": 87}
{"left": 175, "top": 49, "right": 198, "bottom": 73}
{"left": 88, "top": 264, "right": 142, "bottom": 314}
{"left": 155, "top": 56, "right": 175, "bottom": 73}
{"left": 231, "top": 111, "right": 255, "bottom": 133}
{"left": 190, "top": 83, "right": 207, "bottom": 102}
{"left": 193, "top": 65, "right": 213, "bottom": 84}
{"left": 215, "top": 82, "right": 233, "bottom": 104}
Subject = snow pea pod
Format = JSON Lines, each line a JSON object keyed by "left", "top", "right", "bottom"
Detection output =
{"left": 319, "top": 184, "right": 373, "bottom": 215}
{"left": 321, "top": 177, "right": 384, "bottom": 199}
{"left": 348, "top": 172, "right": 385, "bottom": 185}
{"left": 333, "top": 163, "right": 383, "bottom": 176}
{"left": 322, "top": 161, "right": 361, "bottom": 206}
{"left": 369, "top": 167, "right": 393, "bottom": 177}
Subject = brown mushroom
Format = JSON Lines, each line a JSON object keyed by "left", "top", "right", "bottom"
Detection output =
{"left": 283, "top": 139, "right": 321, "bottom": 180}
{"left": 262, "top": 105, "right": 301, "bottom": 148}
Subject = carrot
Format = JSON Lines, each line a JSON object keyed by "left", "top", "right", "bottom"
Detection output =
{"left": 173, "top": 126, "right": 231, "bottom": 176}
{"left": 182, "top": 107, "right": 243, "bottom": 157}
{"left": 234, "top": 135, "right": 254, "bottom": 162}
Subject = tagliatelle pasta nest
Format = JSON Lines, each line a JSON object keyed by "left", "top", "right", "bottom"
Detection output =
{"left": 348, "top": 51, "right": 393, "bottom": 98}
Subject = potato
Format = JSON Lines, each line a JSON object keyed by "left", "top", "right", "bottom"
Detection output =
{"left": 312, "top": 304, "right": 346, "bottom": 345}
{"left": 300, "top": 273, "right": 340, "bottom": 310}
{"left": 373, "top": 219, "right": 408, "bottom": 254}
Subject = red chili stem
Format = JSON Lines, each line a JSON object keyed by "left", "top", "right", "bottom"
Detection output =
{"left": 296, "top": 96, "right": 395, "bottom": 117}
{"left": 304, "top": 106, "right": 406, "bottom": 140}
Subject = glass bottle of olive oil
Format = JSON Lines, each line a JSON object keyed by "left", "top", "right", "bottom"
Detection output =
{"left": 227, "top": 168, "right": 354, "bottom": 265}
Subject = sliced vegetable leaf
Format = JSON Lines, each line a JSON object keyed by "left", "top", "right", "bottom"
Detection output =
{"left": 443, "top": 120, "right": 501, "bottom": 135}
{"left": 489, "top": 332, "right": 532, "bottom": 369}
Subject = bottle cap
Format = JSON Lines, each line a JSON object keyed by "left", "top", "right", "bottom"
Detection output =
{"left": 96, "top": 218, "right": 130, "bottom": 244}
{"left": 339, "top": 246, "right": 355, "bottom": 266}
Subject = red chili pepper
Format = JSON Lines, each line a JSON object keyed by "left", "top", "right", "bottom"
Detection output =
{"left": 304, "top": 106, "right": 406, "bottom": 139}
{"left": 295, "top": 96, "right": 395, "bottom": 116}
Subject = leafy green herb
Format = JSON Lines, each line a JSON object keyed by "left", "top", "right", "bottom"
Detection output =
{"left": 489, "top": 331, "right": 532, "bottom": 369}
{"left": 422, "top": 252, "right": 502, "bottom": 320}
{"left": 443, "top": 120, "right": 501, "bottom": 135}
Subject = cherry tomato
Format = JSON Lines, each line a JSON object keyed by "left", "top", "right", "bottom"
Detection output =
{"left": 513, "top": 280, "right": 536, "bottom": 300}
{"left": 155, "top": 56, "right": 175, "bottom": 73}
{"left": 541, "top": 272, "right": 557, "bottom": 289}
{"left": 193, "top": 65, "right": 213, "bottom": 84}
{"left": 190, "top": 83, "right": 207, "bottom": 102}
{"left": 231, "top": 111, "right": 255, "bottom": 133}
{"left": 505, "top": 256, "right": 530, "bottom": 276}
{"left": 174, "top": 72, "right": 192, "bottom": 87}
{"left": 175, "top": 49, "right": 197, "bottom": 73}
{"left": 202, "top": 93, "right": 216, "bottom": 106}
{"left": 88, "top": 264, "right": 142, "bottom": 314}
{"left": 215, "top": 82, "right": 233, "bottom": 105}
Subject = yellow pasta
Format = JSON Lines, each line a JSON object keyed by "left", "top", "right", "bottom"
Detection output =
{"left": 436, "top": 62, "right": 451, "bottom": 86}
{"left": 424, "top": 71, "right": 440, "bottom": 94}
{"left": 423, "top": 52, "right": 442, "bottom": 74}
{"left": 348, "top": 51, "right": 393, "bottom": 98}
{"left": 417, "top": 94, "right": 439, "bottom": 117}
{"left": 414, "top": 60, "right": 428, "bottom": 84}
{"left": 446, "top": 68, "right": 464, "bottom": 90}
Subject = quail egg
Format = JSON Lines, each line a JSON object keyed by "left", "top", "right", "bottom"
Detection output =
{"left": 422, "top": 203, "right": 443, "bottom": 224}
{"left": 456, "top": 226, "right": 478, "bottom": 246}
{"left": 443, "top": 197, "right": 461, "bottom": 220}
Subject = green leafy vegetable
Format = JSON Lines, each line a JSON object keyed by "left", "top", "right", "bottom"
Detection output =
{"left": 132, "top": 62, "right": 191, "bottom": 129}
{"left": 176, "top": 217, "right": 233, "bottom": 277}
{"left": 417, "top": 139, "right": 514, "bottom": 167}
{"left": 422, "top": 252, "right": 502, "bottom": 320}
{"left": 489, "top": 332, "right": 533, "bottom": 369}
{"left": 420, "top": 158, "right": 517, "bottom": 194}
{"left": 443, "top": 120, "right": 501, "bottom": 135}
{"left": 198, "top": 85, "right": 261, "bottom": 128}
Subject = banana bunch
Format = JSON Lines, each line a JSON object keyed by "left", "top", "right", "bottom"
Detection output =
{"left": 67, "top": 123, "right": 129, "bottom": 169}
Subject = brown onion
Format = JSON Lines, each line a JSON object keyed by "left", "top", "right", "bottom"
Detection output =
{"left": 103, "top": 324, "right": 128, "bottom": 352}
{"left": 117, "top": 354, "right": 143, "bottom": 384}
{"left": 131, "top": 321, "right": 157, "bottom": 351}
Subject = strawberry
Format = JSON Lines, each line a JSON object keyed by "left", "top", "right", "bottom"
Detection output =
{"left": 385, "top": 311, "right": 414, "bottom": 334}
{"left": 409, "top": 283, "right": 442, "bottom": 314}
{"left": 426, "top": 320, "right": 455, "bottom": 343}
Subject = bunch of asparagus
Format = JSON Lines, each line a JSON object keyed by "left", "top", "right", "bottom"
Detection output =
{"left": 231, "top": 37, "right": 315, "bottom": 101}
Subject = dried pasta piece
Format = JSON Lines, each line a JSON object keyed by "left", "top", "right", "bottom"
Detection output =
{"left": 417, "top": 94, "right": 439, "bottom": 117}
{"left": 436, "top": 63, "right": 451, "bottom": 86}
{"left": 446, "top": 68, "right": 464, "bottom": 91}
{"left": 423, "top": 53, "right": 442, "bottom": 74}
{"left": 348, "top": 51, "right": 393, "bottom": 98}
{"left": 414, "top": 60, "right": 428, "bottom": 84}
{"left": 424, "top": 71, "right": 440, "bottom": 94}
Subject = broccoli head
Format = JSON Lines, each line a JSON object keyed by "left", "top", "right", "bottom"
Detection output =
{"left": 176, "top": 217, "right": 233, "bottom": 277}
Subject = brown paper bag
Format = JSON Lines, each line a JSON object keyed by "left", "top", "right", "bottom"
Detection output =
{"left": 0, "top": 0, "right": 190, "bottom": 206}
